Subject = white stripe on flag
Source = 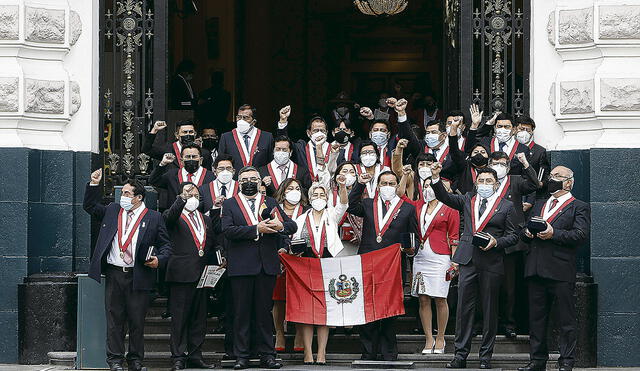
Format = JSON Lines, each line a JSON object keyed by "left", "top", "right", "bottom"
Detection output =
{"left": 321, "top": 254, "right": 366, "bottom": 327}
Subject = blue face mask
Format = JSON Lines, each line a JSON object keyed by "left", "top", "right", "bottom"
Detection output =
{"left": 424, "top": 133, "right": 441, "bottom": 148}
{"left": 476, "top": 184, "right": 495, "bottom": 199}
{"left": 120, "top": 196, "right": 134, "bottom": 211}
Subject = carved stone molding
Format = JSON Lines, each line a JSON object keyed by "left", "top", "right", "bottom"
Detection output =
{"left": 601, "top": 78, "right": 640, "bottom": 111}
{"left": 547, "top": 11, "right": 555, "bottom": 46}
{"left": 600, "top": 5, "right": 640, "bottom": 40}
{"left": 25, "top": 6, "right": 65, "bottom": 44}
{"left": 25, "top": 79, "right": 65, "bottom": 114}
{"left": 0, "top": 5, "right": 19, "bottom": 40}
{"left": 0, "top": 78, "right": 19, "bottom": 112}
{"left": 560, "top": 80, "right": 593, "bottom": 114}
{"left": 558, "top": 7, "right": 593, "bottom": 45}
{"left": 549, "top": 82, "right": 556, "bottom": 116}
{"left": 70, "top": 81, "right": 81, "bottom": 116}
{"left": 70, "top": 10, "right": 82, "bottom": 46}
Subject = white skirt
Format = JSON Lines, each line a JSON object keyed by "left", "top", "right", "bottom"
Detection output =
{"left": 411, "top": 240, "right": 451, "bottom": 298}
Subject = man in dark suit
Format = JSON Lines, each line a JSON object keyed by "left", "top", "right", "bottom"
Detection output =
{"left": 142, "top": 120, "right": 214, "bottom": 170}
{"left": 170, "top": 59, "right": 196, "bottom": 110}
{"left": 218, "top": 104, "right": 274, "bottom": 172}
{"left": 164, "top": 182, "right": 221, "bottom": 370}
{"left": 83, "top": 170, "right": 172, "bottom": 371}
{"left": 221, "top": 166, "right": 297, "bottom": 369}
{"left": 258, "top": 135, "right": 312, "bottom": 196}
{"left": 149, "top": 144, "right": 215, "bottom": 204}
{"left": 331, "top": 117, "right": 361, "bottom": 165}
{"left": 514, "top": 115, "right": 550, "bottom": 200}
{"left": 431, "top": 164, "right": 519, "bottom": 369}
{"left": 518, "top": 166, "right": 590, "bottom": 371}
{"left": 347, "top": 170, "right": 418, "bottom": 361}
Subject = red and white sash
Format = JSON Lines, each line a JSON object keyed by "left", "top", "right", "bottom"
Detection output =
{"left": 180, "top": 210, "right": 206, "bottom": 254}
{"left": 458, "top": 136, "right": 466, "bottom": 151}
{"left": 233, "top": 193, "right": 265, "bottom": 226}
{"left": 304, "top": 210, "right": 328, "bottom": 258}
{"left": 541, "top": 196, "right": 575, "bottom": 223}
{"left": 208, "top": 180, "right": 237, "bottom": 203}
{"left": 357, "top": 164, "right": 388, "bottom": 198}
{"left": 172, "top": 142, "right": 183, "bottom": 167}
{"left": 117, "top": 208, "right": 149, "bottom": 257}
{"left": 419, "top": 201, "right": 444, "bottom": 243}
{"left": 424, "top": 139, "right": 450, "bottom": 164}
{"left": 267, "top": 161, "right": 298, "bottom": 189}
{"left": 178, "top": 167, "right": 207, "bottom": 186}
{"left": 231, "top": 128, "right": 262, "bottom": 166}
{"left": 281, "top": 203, "right": 304, "bottom": 220}
{"left": 470, "top": 194, "right": 503, "bottom": 233}
{"left": 373, "top": 196, "right": 404, "bottom": 242}
{"left": 305, "top": 141, "right": 331, "bottom": 180}
{"left": 491, "top": 138, "right": 518, "bottom": 160}
{"left": 341, "top": 142, "right": 355, "bottom": 162}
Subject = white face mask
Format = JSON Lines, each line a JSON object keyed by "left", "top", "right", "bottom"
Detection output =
{"left": 285, "top": 189, "right": 301, "bottom": 205}
{"left": 184, "top": 196, "right": 199, "bottom": 212}
{"left": 423, "top": 187, "right": 436, "bottom": 202}
{"left": 418, "top": 167, "right": 432, "bottom": 180}
{"left": 490, "top": 164, "right": 508, "bottom": 179}
{"left": 216, "top": 170, "right": 233, "bottom": 184}
{"left": 370, "top": 131, "right": 389, "bottom": 146}
{"left": 361, "top": 153, "right": 377, "bottom": 168}
{"left": 424, "top": 133, "right": 441, "bottom": 148}
{"left": 273, "top": 151, "right": 290, "bottom": 166}
{"left": 495, "top": 128, "right": 512, "bottom": 143}
{"left": 379, "top": 186, "right": 397, "bottom": 201}
{"left": 344, "top": 173, "right": 357, "bottom": 187}
{"left": 310, "top": 131, "right": 327, "bottom": 144}
{"left": 120, "top": 196, "right": 134, "bottom": 211}
{"left": 516, "top": 130, "right": 532, "bottom": 145}
{"left": 236, "top": 119, "right": 252, "bottom": 134}
{"left": 476, "top": 184, "right": 496, "bottom": 199}
{"left": 311, "top": 198, "right": 327, "bottom": 211}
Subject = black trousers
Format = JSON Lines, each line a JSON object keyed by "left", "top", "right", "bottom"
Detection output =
{"left": 359, "top": 317, "right": 398, "bottom": 361}
{"left": 229, "top": 272, "right": 276, "bottom": 360}
{"left": 499, "top": 251, "right": 519, "bottom": 330}
{"left": 454, "top": 262, "right": 503, "bottom": 361}
{"left": 105, "top": 266, "right": 153, "bottom": 365}
{"left": 169, "top": 282, "right": 208, "bottom": 362}
{"left": 527, "top": 276, "right": 576, "bottom": 366}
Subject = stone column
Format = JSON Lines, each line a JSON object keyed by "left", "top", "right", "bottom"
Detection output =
{"left": 0, "top": 0, "right": 98, "bottom": 363}
{"left": 531, "top": 0, "right": 640, "bottom": 366}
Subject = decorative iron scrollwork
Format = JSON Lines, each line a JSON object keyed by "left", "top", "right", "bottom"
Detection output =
{"left": 446, "top": 0, "right": 460, "bottom": 48}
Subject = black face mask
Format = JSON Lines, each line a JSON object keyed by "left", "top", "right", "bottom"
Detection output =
{"left": 470, "top": 153, "right": 488, "bottom": 167}
{"left": 180, "top": 134, "right": 196, "bottom": 146}
{"left": 202, "top": 138, "right": 218, "bottom": 150}
{"left": 334, "top": 131, "right": 349, "bottom": 144}
{"left": 547, "top": 179, "right": 564, "bottom": 194}
{"left": 241, "top": 181, "right": 258, "bottom": 196}
{"left": 183, "top": 160, "right": 200, "bottom": 174}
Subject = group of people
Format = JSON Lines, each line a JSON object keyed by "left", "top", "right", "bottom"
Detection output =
{"left": 85, "top": 95, "right": 590, "bottom": 371}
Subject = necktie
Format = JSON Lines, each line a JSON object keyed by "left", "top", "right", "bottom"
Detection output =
{"left": 338, "top": 148, "right": 346, "bottom": 164}
{"left": 187, "top": 173, "right": 193, "bottom": 183}
{"left": 279, "top": 165, "right": 288, "bottom": 181}
{"left": 123, "top": 211, "right": 135, "bottom": 264}
{"left": 383, "top": 201, "right": 391, "bottom": 215}
{"left": 499, "top": 142, "right": 507, "bottom": 152}
{"left": 432, "top": 148, "right": 438, "bottom": 158}
{"left": 479, "top": 198, "right": 488, "bottom": 216}
{"left": 189, "top": 212, "right": 200, "bottom": 232}
{"left": 549, "top": 198, "right": 558, "bottom": 212}
{"left": 248, "top": 198, "right": 256, "bottom": 213}
{"left": 220, "top": 184, "right": 227, "bottom": 197}
{"left": 243, "top": 134, "right": 250, "bottom": 151}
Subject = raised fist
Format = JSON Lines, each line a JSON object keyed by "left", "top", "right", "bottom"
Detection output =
{"left": 90, "top": 168, "right": 102, "bottom": 185}
{"left": 151, "top": 120, "right": 167, "bottom": 134}
{"left": 161, "top": 153, "right": 176, "bottom": 166}
{"left": 394, "top": 99, "right": 408, "bottom": 114}
{"left": 359, "top": 107, "right": 374, "bottom": 120}
{"left": 279, "top": 105, "right": 291, "bottom": 122}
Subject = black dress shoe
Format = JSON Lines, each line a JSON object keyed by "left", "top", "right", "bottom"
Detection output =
{"left": 109, "top": 363, "right": 125, "bottom": 371}
{"left": 260, "top": 357, "right": 283, "bottom": 369}
{"left": 446, "top": 358, "right": 467, "bottom": 368}
{"left": 558, "top": 363, "right": 573, "bottom": 371}
{"left": 505, "top": 328, "right": 517, "bottom": 339}
{"left": 171, "top": 360, "right": 185, "bottom": 371}
{"left": 161, "top": 311, "right": 172, "bottom": 319}
{"left": 222, "top": 354, "right": 236, "bottom": 361}
{"left": 233, "top": 358, "right": 249, "bottom": 370}
{"left": 479, "top": 360, "right": 492, "bottom": 369}
{"left": 187, "top": 358, "right": 214, "bottom": 369}
{"left": 518, "top": 361, "right": 547, "bottom": 371}
{"left": 127, "top": 361, "right": 145, "bottom": 371}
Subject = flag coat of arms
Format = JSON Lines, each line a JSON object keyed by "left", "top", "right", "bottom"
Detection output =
{"left": 280, "top": 244, "right": 405, "bottom": 327}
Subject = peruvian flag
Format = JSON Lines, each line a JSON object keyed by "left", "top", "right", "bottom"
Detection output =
{"left": 280, "top": 244, "right": 405, "bottom": 327}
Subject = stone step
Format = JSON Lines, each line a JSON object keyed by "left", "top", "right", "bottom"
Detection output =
{"left": 133, "top": 334, "right": 531, "bottom": 354}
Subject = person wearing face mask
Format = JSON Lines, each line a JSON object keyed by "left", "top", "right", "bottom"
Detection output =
{"left": 218, "top": 104, "right": 275, "bottom": 173}
{"left": 199, "top": 154, "right": 238, "bottom": 212}
{"left": 519, "top": 166, "right": 590, "bottom": 371}
{"left": 466, "top": 107, "right": 530, "bottom": 176}
{"left": 163, "top": 182, "right": 221, "bottom": 370}
{"left": 259, "top": 136, "right": 312, "bottom": 196}
{"left": 84, "top": 170, "right": 172, "bottom": 371}
{"left": 289, "top": 181, "right": 349, "bottom": 365}
{"left": 143, "top": 120, "right": 214, "bottom": 171}
{"left": 331, "top": 118, "right": 361, "bottom": 165}
{"left": 514, "top": 116, "right": 550, "bottom": 195}
{"left": 221, "top": 166, "right": 297, "bottom": 370}
{"left": 408, "top": 95, "right": 444, "bottom": 128}
{"left": 201, "top": 127, "right": 219, "bottom": 164}
{"left": 347, "top": 171, "right": 419, "bottom": 361}
{"left": 356, "top": 141, "right": 390, "bottom": 198}
{"left": 149, "top": 144, "right": 215, "bottom": 207}
{"left": 449, "top": 114, "right": 491, "bottom": 194}
{"left": 445, "top": 110, "right": 468, "bottom": 151}
{"left": 405, "top": 177, "right": 460, "bottom": 355}
{"left": 359, "top": 94, "right": 399, "bottom": 137}
{"left": 368, "top": 119, "right": 396, "bottom": 168}
{"left": 485, "top": 151, "right": 540, "bottom": 339}
{"left": 271, "top": 178, "right": 309, "bottom": 353}
{"left": 430, "top": 163, "right": 518, "bottom": 370}
{"left": 326, "top": 162, "right": 362, "bottom": 256}
{"left": 275, "top": 109, "right": 339, "bottom": 183}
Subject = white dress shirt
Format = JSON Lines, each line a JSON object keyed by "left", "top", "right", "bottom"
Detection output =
{"left": 108, "top": 202, "right": 147, "bottom": 267}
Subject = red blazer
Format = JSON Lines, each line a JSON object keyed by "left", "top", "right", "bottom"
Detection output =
{"left": 405, "top": 196, "right": 460, "bottom": 255}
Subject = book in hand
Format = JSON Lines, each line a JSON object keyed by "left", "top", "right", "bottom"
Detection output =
{"left": 528, "top": 216, "right": 548, "bottom": 234}
{"left": 145, "top": 246, "right": 155, "bottom": 261}
{"left": 472, "top": 232, "right": 492, "bottom": 248}
{"left": 290, "top": 238, "right": 307, "bottom": 255}
{"left": 196, "top": 265, "right": 226, "bottom": 289}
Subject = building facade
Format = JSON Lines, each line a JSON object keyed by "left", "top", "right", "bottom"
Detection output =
{"left": 0, "top": 0, "right": 638, "bottom": 366}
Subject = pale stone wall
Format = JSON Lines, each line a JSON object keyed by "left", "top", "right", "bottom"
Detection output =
{"left": 531, "top": 0, "right": 640, "bottom": 150}
{"left": 0, "top": 0, "right": 98, "bottom": 152}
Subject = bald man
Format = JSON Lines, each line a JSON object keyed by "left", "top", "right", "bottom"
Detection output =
{"left": 518, "top": 166, "right": 590, "bottom": 371}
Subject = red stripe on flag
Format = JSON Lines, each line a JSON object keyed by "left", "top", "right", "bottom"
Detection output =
{"left": 280, "top": 254, "right": 326, "bottom": 325}
{"left": 361, "top": 244, "right": 405, "bottom": 323}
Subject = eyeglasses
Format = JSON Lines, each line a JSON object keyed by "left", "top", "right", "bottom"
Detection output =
{"left": 238, "top": 177, "right": 260, "bottom": 184}
{"left": 550, "top": 174, "right": 573, "bottom": 181}
{"left": 183, "top": 155, "right": 201, "bottom": 160}
{"left": 361, "top": 150, "right": 376, "bottom": 156}
{"left": 216, "top": 166, "right": 234, "bottom": 172}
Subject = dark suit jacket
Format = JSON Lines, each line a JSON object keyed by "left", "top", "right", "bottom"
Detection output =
{"left": 432, "top": 180, "right": 518, "bottom": 274}
{"left": 221, "top": 195, "right": 297, "bottom": 277}
{"left": 83, "top": 183, "right": 172, "bottom": 290}
{"left": 501, "top": 166, "right": 541, "bottom": 253}
{"left": 170, "top": 75, "right": 196, "bottom": 110}
{"left": 347, "top": 182, "right": 419, "bottom": 254}
{"left": 218, "top": 128, "right": 274, "bottom": 172}
{"left": 148, "top": 165, "right": 215, "bottom": 202}
{"left": 163, "top": 197, "right": 221, "bottom": 283}
{"left": 141, "top": 132, "right": 214, "bottom": 171}
{"left": 198, "top": 180, "right": 239, "bottom": 213}
{"left": 526, "top": 141, "right": 551, "bottom": 199}
{"left": 522, "top": 196, "right": 590, "bottom": 282}
{"left": 258, "top": 161, "right": 312, "bottom": 197}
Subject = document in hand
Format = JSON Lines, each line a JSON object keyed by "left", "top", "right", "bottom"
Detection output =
{"left": 196, "top": 265, "right": 226, "bottom": 289}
